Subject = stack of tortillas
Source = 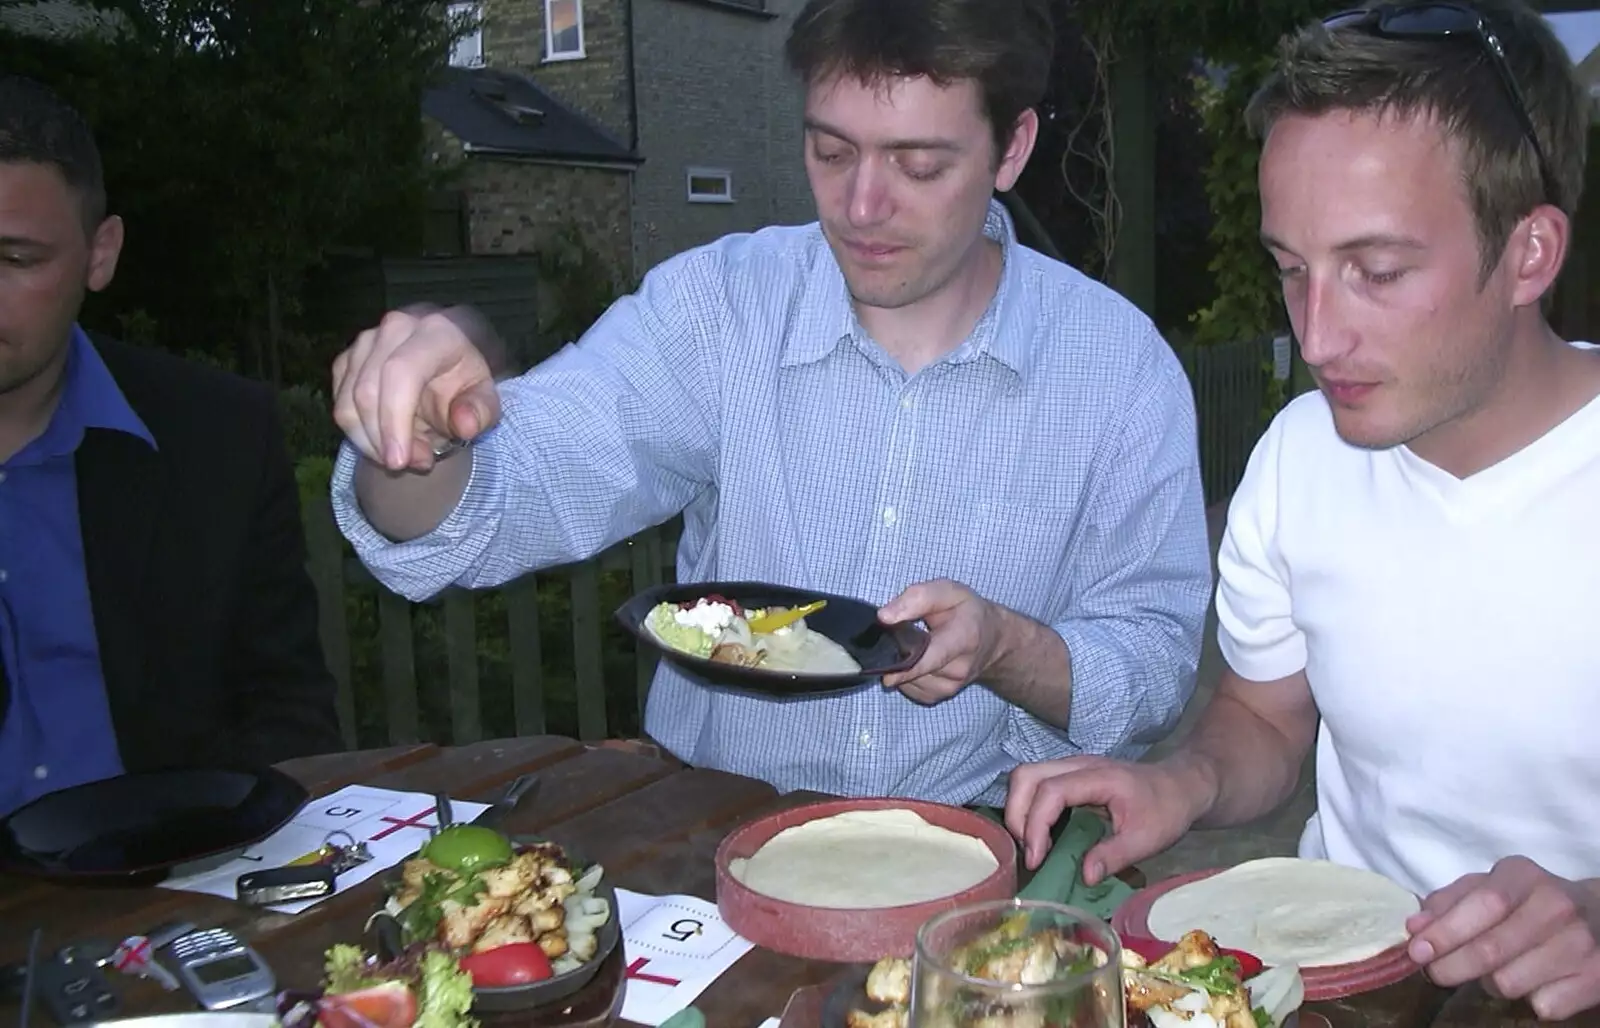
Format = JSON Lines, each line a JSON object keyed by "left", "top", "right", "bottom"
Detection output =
{"left": 1146, "top": 857, "right": 1421, "bottom": 968}
{"left": 727, "top": 807, "right": 999, "bottom": 909}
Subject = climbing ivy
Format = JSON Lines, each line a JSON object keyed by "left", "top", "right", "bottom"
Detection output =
{"left": 1068, "top": 0, "right": 1323, "bottom": 418}
{"left": 1188, "top": 57, "right": 1280, "bottom": 350}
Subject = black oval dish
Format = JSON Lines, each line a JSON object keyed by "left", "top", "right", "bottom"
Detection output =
{"left": 615, "top": 581, "right": 929, "bottom": 696}
{"left": 0, "top": 766, "right": 308, "bottom": 883}
{"left": 382, "top": 837, "right": 621, "bottom": 1013}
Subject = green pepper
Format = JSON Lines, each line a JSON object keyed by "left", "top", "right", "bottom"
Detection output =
{"left": 419, "top": 825, "right": 513, "bottom": 873}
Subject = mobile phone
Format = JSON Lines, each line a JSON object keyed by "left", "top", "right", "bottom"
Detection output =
{"left": 162, "top": 928, "right": 276, "bottom": 1011}
{"left": 20, "top": 951, "right": 119, "bottom": 1025}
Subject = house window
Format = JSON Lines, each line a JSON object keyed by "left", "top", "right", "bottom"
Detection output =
{"left": 448, "top": 2, "right": 483, "bottom": 67}
{"left": 545, "top": 0, "right": 584, "bottom": 61}
{"left": 686, "top": 167, "right": 733, "bottom": 204}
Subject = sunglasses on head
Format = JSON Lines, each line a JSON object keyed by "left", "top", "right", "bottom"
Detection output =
{"left": 1323, "top": 1, "right": 1559, "bottom": 204}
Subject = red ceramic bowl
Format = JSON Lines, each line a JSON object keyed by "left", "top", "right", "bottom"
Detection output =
{"left": 1113, "top": 867, "right": 1420, "bottom": 1002}
{"left": 715, "top": 798, "right": 1019, "bottom": 963}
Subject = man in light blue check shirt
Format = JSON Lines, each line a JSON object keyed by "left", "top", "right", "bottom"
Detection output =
{"left": 328, "top": 0, "right": 1211, "bottom": 806}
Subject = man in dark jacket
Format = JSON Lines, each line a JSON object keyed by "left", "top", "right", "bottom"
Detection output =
{"left": 0, "top": 74, "right": 342, "bottom": 817}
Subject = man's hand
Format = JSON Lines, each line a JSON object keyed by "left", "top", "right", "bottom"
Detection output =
{"left": 1407, "top": 857, "right": 1600, "bottom": 1021}
{"left": 1005, "top": 756, "right": 1215, "bottom": 880}
{"left": 332, "top": 306, "right": 503, "bottom": 472}
{"left": 877, "top": 579, "right": 1005, "bottom": 705}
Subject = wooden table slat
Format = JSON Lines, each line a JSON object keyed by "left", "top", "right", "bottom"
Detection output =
{"left": 0, "top": 737, "right": 1537, "bottom": 1028}
{"left": 361, "top": 736, "right": 583, "bottom": 797}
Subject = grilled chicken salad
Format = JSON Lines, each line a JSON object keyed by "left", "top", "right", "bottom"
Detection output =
{"left": 644, "top": 594, "right": 861, "bottom": 673}
{"left": 849, "top": 925, "right": 1303, "bottom": 1028}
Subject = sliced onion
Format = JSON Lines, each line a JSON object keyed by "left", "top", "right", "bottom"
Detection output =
{"left": 565, "top": 896, "right": 610, "bottom": 932}
{"left": 566, "top": 929, "right": 599, "bottom": 962}
{"left": 574, "top": 863, "right": 604, "bottom": 893}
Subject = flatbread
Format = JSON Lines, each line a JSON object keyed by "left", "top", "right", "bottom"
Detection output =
{"left": 727, "top": 808, "right": 998, "bottom": 909}
{"left": 1146, "top": 857, "right": 1420, "bottom": 968}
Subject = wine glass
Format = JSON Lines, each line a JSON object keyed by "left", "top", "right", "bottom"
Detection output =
{"left": 908, "top": 899, "right": 1124, "bottom": 1028}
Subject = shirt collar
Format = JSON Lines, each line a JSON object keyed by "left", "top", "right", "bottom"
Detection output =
{"left": 27, "top": 327, "right": 155, "bottom": 461}
{"left": 784, "top": 197, "right": 1035, "bottom": 381}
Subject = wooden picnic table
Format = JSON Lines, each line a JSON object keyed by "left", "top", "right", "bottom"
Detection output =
{"left": 0, "top": 737, "right": 1587, "bottom": 1028}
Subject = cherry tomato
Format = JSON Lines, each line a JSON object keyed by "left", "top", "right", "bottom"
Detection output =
{"left": 317, "top": 982, "right": 417, "bottom": 1028}
{"left": 459, "top": 942, "right": 554, "bottom": 987}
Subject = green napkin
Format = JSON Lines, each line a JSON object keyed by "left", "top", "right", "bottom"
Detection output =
{"left": 1010, "top": 807, "right": 1134, "bottom": 918}
{"left": 658, "top": 1007, "right": 706, "bottom": 1028}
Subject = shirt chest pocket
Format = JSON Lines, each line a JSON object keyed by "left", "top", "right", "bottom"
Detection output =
{"left": 959, "top": 503, "right": 1076, "bottom": 620}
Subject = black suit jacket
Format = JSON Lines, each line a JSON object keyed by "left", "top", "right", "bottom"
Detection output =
{"left": 0, "top": 335, "right": 345, "bottom": 775}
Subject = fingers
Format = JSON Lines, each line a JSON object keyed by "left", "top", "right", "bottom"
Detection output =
{"left": 1419, "top": 872, "right": 1486, "bottom": 918}
{"left": 450, "top": 381, "right": 501, "bottom": 442}
{"left": 1528, "top": 960, "right": 1600, "bottom": 1022}
{"left": 1484, "top": 921, "right": 1597, "bottom": 1001}
{"left": 882, "top": 627, "right": 962, "bottom": 690}
{"left": 332, "top": 328, "right": 380, "bottom": 463}
{"left": 1014, "top": 764, "right": 1104, "bottom": 871}
{"left": 879, "top": 579, "right": 961, "bottom": 625}
{"left": 375, "top": 316, "right": 448, "bottom": 469}
{"left": 330, "top": 309, "right": 492, "bottom": 471}
{"left": 894, "top": 675, "right": 961, "bottom": 706}
{"left": 1419, "top": 870, "right": 1586, "bottom": 988}
{"left": 1410, "top": 863, "right": 1537, "bottom": 971}
{"left": 1005, "top": 759, "right": 1087, "bottom": 843}
{"left": 345, "top": 312, "right": 421, "bottom": 467}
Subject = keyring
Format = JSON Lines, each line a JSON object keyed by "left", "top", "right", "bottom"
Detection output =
{"left": 431, "top": 437, "right": 469, "bottom": 460}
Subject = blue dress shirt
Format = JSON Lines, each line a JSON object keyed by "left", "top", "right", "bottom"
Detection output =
{"left": 332, "top": 201, "right": 1212, "bottom": 806}
{"left": 0, "top": 327, "right": 154, "bottom": 817}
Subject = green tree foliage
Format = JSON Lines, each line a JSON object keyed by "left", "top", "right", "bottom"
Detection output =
{"left": 1068, "top": 0, "right": 1323, "bottom": 419}
{"left": 0, "top": 0, "right": 461, "bottom": 380}
{"left": 1069, "top": 0, "right": 1324, "bottom": 348}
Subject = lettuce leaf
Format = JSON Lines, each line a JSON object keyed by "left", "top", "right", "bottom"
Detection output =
{"left": 1176, "top": 955, "right": 1244, "bottom": 995}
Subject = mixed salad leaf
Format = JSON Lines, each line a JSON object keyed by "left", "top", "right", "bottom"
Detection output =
{"left": 277, "top": 944, "right": 477, "bottom": 1028}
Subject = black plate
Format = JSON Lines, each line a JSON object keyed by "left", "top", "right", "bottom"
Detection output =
{"left": 0, "top": 766, "right": 308, "bottom": 882}
{"left": 615, "top": 581, "right": 929, "bottom": 695}
{"left": 381, "top": 837, "right": 622, "bottom": 1012}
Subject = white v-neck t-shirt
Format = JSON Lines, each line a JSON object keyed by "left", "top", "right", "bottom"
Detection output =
{"left": 1215, "top": 357, "right": 1600, "bottom": 898}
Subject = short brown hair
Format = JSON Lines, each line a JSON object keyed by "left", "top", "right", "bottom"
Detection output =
{"left": 784, "top": 0, "right": 1053, "bottom": 158}
{"left": 1245, "top": 0, "right": 1591, "bottom": 280}
{"left": 0, "top": 75, "right": 107, "bottom": 231}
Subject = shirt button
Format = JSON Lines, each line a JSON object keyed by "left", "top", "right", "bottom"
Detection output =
{"left": 33, "top": 765, "right": 48, "bottom": 780}
{"left": 900, "top": 395, "right": 914, "bottom": 410}
{"left": 0, "top": 569, "right": 8, "bottom": 583}
{"left": 859, "top": 732, "right": 872, "bottom": 747}
{"left": 882, "top": 507, "right": 898, "bottom": 527}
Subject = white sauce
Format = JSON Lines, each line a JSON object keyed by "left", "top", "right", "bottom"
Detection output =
{"left": 675, "top": 602, "right": 737, "bottom": 635}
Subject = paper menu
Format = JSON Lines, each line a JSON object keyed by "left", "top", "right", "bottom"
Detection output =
{"left": 159, "top": 785, "right": 489, "bottom": 913}
{"left": 615, "top": 888, "right": 756, "bottom": 1027}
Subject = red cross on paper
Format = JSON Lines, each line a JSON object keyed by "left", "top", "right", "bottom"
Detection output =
{"left": 626, "top": 957, "right": 682, "bottom": 988}
{"left": 114, "top": 937, "right": 152, "bottom": 972}
{"left": 367, "top": 806, "right": 438, "bottom": 841}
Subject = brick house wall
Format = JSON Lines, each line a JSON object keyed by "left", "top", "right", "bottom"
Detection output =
{"left": 482, "top": 0, "right": 634, "bottom": 144}
{"left": 629, "top": 0, "right": 814, "bottom": 272}
{"left": 423, "top": 121, "right": 633, "bottom": 277}
{"left": 477, "top": 0, "right": 815, "bottom": 278}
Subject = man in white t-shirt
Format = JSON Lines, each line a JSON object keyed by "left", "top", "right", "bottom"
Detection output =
{"left": 1005, "top": 0, "right": 1600, "bottom": 1019}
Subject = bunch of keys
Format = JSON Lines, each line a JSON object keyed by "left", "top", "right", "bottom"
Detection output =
{"left": 236, "top": 831, "right": 374, "bottom": 907}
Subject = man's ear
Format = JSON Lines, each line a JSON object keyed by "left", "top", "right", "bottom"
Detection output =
{"left": 994, "top": 109, "right": 1039, "bottom": 192}
{"left": 87, "top": 214, "right": 123, "bottom": 293}
{"left": 1507, "top": 204, "right": 1568, "bottom": 309}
